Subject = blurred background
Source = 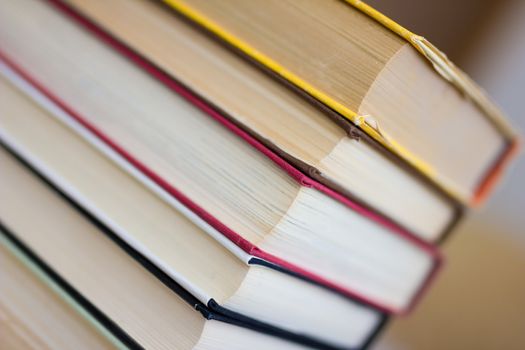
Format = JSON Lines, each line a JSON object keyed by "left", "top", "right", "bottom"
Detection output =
{"left": 365, "top": 0, "right": 525, "bottom": 349}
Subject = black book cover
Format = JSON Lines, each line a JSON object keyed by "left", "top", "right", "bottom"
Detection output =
{"left": 0, "top": 141, "right": 388, "bottom": 350}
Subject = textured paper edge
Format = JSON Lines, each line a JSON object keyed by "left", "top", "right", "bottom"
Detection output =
{"left": 163, "top": 0, "right": 519, "bottom": 205}
{"left": 0, "top": 60, "right": 250, "bottom": 304}
{"left": 0, "top": 231, "right": 127, "bottom": 349}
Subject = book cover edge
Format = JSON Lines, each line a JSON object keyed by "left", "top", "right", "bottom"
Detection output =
{"left": 158, "top": 0, "right": 520, "bottom": 205}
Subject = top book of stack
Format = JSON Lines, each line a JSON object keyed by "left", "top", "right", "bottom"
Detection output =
{"left": 161, "top": 0, "right": 520, "bottom": 207}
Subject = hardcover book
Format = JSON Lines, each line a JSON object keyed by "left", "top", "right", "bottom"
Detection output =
{"left": 159, "top": 0, "right": 520, "bottom": 205}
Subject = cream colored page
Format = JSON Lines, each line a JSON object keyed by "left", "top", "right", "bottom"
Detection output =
{"left": 196, "top": 321, "right": 308, "bottom": 350}
{"left": 0, "top": 150, "right": 203, "bottom": 350}
{"left": 0, "top": 0, "right": 300, "bottom": 243}
{"left": 184, "top": 0, "right": 506, "bottom": 200}
{"left": 66, "top": 0, "right": 344, "bottom": 166}
{"left": 260, "top": 187, "right": 433, "bottom": 309}
{"left": 0, "top": 75, "right": 247, "bottom": 302}
{"left": 223, "top": 266, "right": 380, "bottom": 347}
{"left": 183, "top": 0, "right": 403, "bottom": 108}
{"left": 321, "top": 138, "right": 453, "bottom": 240}
{"left": 360, "top": 45, "right": 505, "bottom": 198}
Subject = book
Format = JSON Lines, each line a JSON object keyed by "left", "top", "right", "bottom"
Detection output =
{"left": 0, "top": 231, "right": 119, "bottom": 350}
{"left": 0, "top": 0, "right": 517, "bottom": 348}
{"left": 158, "top": 0, "right": 520, "bottom": 205}
{"left": 60, "top": 0, "right": 460, "bottom": 243}
{"left": 0, "top": 147, "right": 334, "bottom": 350}
{"left": 0, "top": 72, "right": 387, "bottom": 350}
{"left": 0, "top": 0, "right": 439, "bottom": 313}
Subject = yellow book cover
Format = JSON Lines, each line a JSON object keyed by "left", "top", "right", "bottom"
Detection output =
{"left": 161, "top": 0, "right": 520, "bottom": 206}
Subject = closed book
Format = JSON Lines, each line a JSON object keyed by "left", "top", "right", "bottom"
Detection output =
{"left": 159, "top": 0, "right": 520, "bottom": 205}
{"left": 0, "top": 0, "right": 439, "bottom": 313}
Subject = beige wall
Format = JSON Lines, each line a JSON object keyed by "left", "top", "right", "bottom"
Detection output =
{"left": 371, "top": 0, "right": 525, "bottom": 348}
{"left": 376, "top": 218, "right": 525, "bottom": 350}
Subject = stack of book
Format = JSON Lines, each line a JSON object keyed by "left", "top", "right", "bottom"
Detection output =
{"left": 0, "top": 0, "right": 519, "bottom": 349}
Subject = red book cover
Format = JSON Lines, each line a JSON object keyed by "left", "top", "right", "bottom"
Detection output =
{"left": 0, "top": 0, "right": 442, "bottom": 314}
